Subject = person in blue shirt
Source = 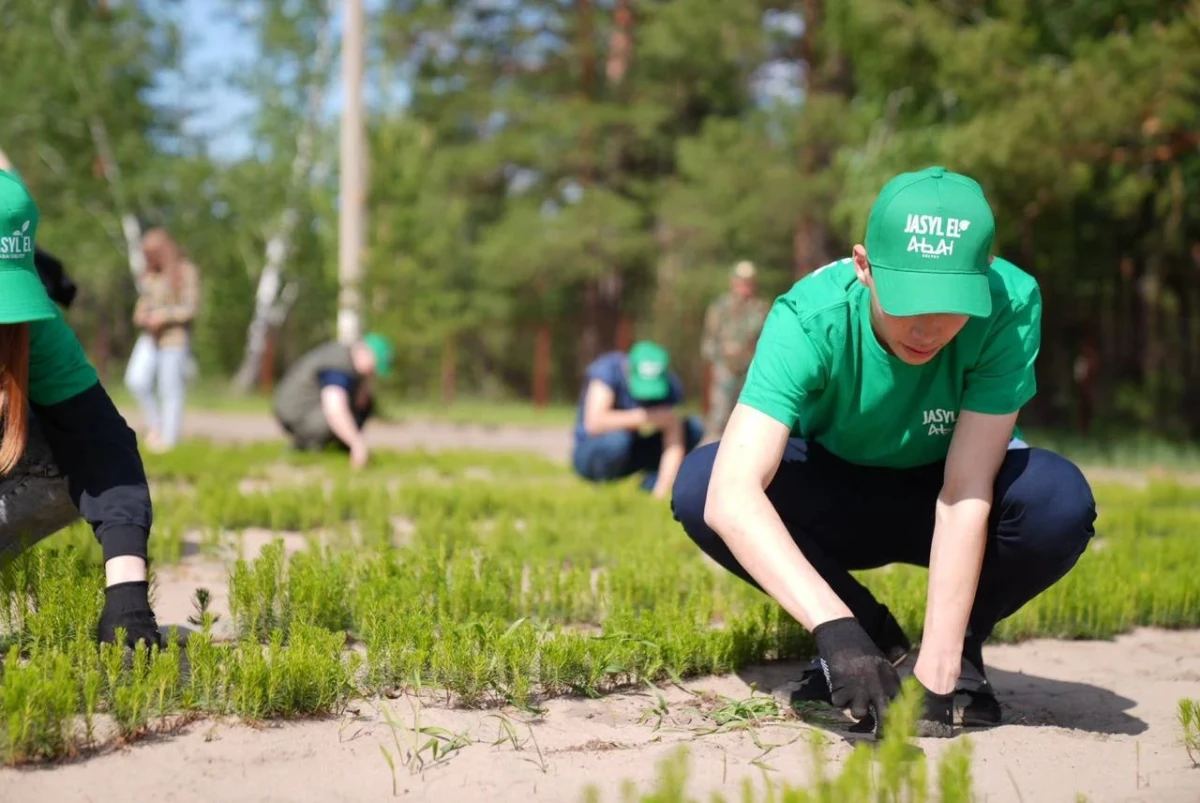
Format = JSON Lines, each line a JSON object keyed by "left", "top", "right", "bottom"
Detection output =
{"left": 572, "top": 341, "right": 704, "bottom": 498}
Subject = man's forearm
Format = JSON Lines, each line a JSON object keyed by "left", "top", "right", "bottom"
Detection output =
{"left": 322, "top": 399, "right": 366, "bottom": 448}
{"left": 652, "top": 418, "right": 686, "bottom": 496}
{"left": 707, "top": 483, "right": 852, "bottom": 631}
{"left": 916, "top": 498, "right": 990, "bottom": 691}
{"left": 584, "top": 407, "right": 646, "bottom": 435}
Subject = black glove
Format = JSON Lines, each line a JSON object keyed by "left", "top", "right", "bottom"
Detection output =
{"left": 98, "top": 581, "right": 163, "bottom": 651}
{"left": 813, "top": 617, "right": 901, "bottom": 729}
{"left": 916, "top": 680, "right": 955, "bottom": 738}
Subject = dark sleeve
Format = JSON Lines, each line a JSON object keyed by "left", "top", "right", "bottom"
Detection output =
{"left": 32, "top": 381, "right": 152, "bottom": 562}
{"left": 586, "top": 354, "right": 621, "bottom": 390}
{"left": 667, "top": 373, "right": 686, "bottom": 406}
{"left": 317, "top": 369, "right": 356, "bottom": 394}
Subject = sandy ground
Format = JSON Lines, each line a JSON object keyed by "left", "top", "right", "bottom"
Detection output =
{"left": 2, "top": 627, "right": 1196, "bottom": 803}
{"left": 1, "top": 409, "right": 1196, "bottom": 802}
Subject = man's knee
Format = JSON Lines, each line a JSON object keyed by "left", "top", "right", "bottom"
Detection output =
{"left": 670, "top": 441, "right": 719, "bottom": 533}
{"left": 573, "top": 430, "right": 635, "bottom": 481}
{"left": 997, "top": 448, "right": 1097, "bottom": 566}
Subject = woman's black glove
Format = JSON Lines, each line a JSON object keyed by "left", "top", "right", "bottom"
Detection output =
{"left": 98, "top": 581, "right": 163, "bottom": 651}
{"left": 813, "top": 617, "right": 902, "bottom": 727}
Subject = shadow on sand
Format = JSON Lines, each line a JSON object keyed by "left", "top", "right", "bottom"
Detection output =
{"left": 737, "top": 656, "right": 1148, "bottom": 740}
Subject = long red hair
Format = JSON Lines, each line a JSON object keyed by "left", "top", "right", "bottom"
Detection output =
{"left": 0, "top": 323, "right": 31, "bottom": 475}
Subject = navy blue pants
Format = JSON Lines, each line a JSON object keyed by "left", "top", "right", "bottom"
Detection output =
{"left": 671, "top": 439, "right": 1097, "bottom": 647}
{"left": 574, "top": 416, "right": 705, "bottom": 492}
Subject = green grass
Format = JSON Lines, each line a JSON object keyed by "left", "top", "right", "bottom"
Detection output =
{"left": 1180, "top": 698, "right": 1200, "bottom": 767}
{"left": 0, "top": 440, "right": 1197, "bottom": 770}
{"left": 1023, "top": 427, "right": 1200, "bottom": 472}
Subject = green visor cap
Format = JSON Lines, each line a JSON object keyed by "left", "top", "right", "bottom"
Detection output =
{"left": 362, "top": 332, "right": 396, "bottom": 378}
{"left": 0, "top": 171, "right": 58, "bottom": 324}
{"left": 864, "top": 166, "right": 996, "bottom": 318}
{"left": 627, "top": 340, "right": 672, "bottom": 402}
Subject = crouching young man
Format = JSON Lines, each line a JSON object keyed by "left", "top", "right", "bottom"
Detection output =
{"left": 670, "top": 167, "right": 1097, "bottom": 736}
{"left": 272, "top": 333, "right": 395, "bottom": 469}
{"left": 573, "top": 341, "right": 704, "bottom": 499}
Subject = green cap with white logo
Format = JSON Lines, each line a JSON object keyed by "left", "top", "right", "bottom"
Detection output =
{"left": 362, "top": 332, "right": 395, "bottom": 378}
{"left": 864, "top": 166, "right": 996, "bottom": 318}
{"left": 0, "top": 170, "right": 58, "bottom": 324}
{"left": 627, "top": 340, "right": 672, "bottom": 402}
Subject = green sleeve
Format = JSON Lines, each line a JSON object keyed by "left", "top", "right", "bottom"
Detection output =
{"left": 28, "top": 307, "right": 100, "bottom": 407}
{"left": 737, "top": 300, "right": 827, "bottom": 430}
{"left": 961, "top": 286, "right": 1041, "bottom": 416}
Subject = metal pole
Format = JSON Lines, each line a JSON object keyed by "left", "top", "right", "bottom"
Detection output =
{"left": 337, "top": 0, "right": 365, "bottom": 343}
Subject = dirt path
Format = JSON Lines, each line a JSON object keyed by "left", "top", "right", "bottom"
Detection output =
{"left": 2, "top": 627, "right": 1196, "bottom": 803}
{"left": 133, "top": 407, "right": 577, "bottom": 464}
{"left": 133, "top": 408, "right": 1200, "bottom": 487}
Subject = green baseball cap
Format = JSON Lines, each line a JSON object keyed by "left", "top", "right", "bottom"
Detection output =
{"left": 0, "top": 171, "right": 58, "bottom": 324}
{"left": 627, "top": 340, "right": 672, "bottom": 402}
{"left": 864, "top": 166, "right": 996, "bottom": 318}
{"left": 362, "top": 332, "right": 395, "bottom": 378}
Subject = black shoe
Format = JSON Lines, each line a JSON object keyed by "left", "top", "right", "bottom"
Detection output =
{"left": 955, "top": 636, "right": 1001, "bottom": 726}
{"left": 791, "top": 658, "right": 834, "bottom": 705}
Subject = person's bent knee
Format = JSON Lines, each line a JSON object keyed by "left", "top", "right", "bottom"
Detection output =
{"left": 573, "top": 430, "right": 635, "bottom": 482}
{"left": 670, "top": 441, "right": 719, "bottom": 532}
{"left": 1001, "top": 448, "right": 1097, "bottom": 564}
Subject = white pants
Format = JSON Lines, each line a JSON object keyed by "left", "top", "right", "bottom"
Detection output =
{"left": 123, "top": 334, "right": 190, "bottom": 447}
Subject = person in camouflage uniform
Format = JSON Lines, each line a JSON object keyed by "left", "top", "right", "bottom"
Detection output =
{"left": 701, "top": 260, "right": 769, "bottom": 440}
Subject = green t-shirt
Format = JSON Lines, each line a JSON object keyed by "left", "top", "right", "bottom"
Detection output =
{"left": 738, "top": 257, "right": 1041, "bottom": 469}
{"left": 28, "top": 305, "right": 100, "bottom": 406}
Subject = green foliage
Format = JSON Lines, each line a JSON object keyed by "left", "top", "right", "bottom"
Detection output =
{"left": 1179, "top": 698, "right": 1200, "bottom": 767}
{"left": 0, "top": 442, "right": 1196, "bottom": 767}
{"left": 5, "top": 1, "right": 1200, "bottom": 431}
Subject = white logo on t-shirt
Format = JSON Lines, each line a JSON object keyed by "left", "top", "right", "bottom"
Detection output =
{"left": 904, "top": 215, "right": 970, "bottom": 259}
{"left": 923, "top": 407, "right": 957, "bottom": 436}
{"left": 0, "top": 220, "right": 32, "bottom": 260}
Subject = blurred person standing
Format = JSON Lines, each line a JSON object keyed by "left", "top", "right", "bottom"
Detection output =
{"left": 124, "top": 228, "right": 200, "bottom": 453}
{"left": 700, "top": 260, "right": 769, "bottom": 441}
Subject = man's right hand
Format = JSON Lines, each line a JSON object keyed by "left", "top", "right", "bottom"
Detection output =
{"left": 812, "top": 617, "right": 901, "bottom": 727}
{"left": 350, "top": 442, "right": 369, "bottom": 470}
{"left": 643, "top": 406, "right": 677, "bottom": 430}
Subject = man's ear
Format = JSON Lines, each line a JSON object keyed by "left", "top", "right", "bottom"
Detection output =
{"left": 852, "top": 245, "right": 872, "bottom": 288}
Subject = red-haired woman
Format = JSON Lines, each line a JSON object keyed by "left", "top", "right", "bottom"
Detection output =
{"left": 0, "top": 169, "right": 162, "bottom": 650}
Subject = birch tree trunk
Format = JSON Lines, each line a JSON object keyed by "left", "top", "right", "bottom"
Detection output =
{"left": 231, "top": 0, "right": 338, "bottom": 392}
{"left": 51, "top": 7, "right": 144, "bottom": 284}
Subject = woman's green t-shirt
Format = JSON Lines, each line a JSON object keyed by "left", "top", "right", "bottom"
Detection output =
{"left": 738, "top": 257, "right": 1041, "bottom": 469}
{"left": 28, "top": 306, "right": 100, "bottom": 406}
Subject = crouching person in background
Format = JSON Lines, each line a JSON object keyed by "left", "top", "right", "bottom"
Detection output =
{"left": 0, "top": 169, "right": 163, "bottom": 651}
{"left": 572, "top": 340, "right": 704, "bottom": 499}
{"left": 272, "top": 333, "right": 396, "bottom": 469}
